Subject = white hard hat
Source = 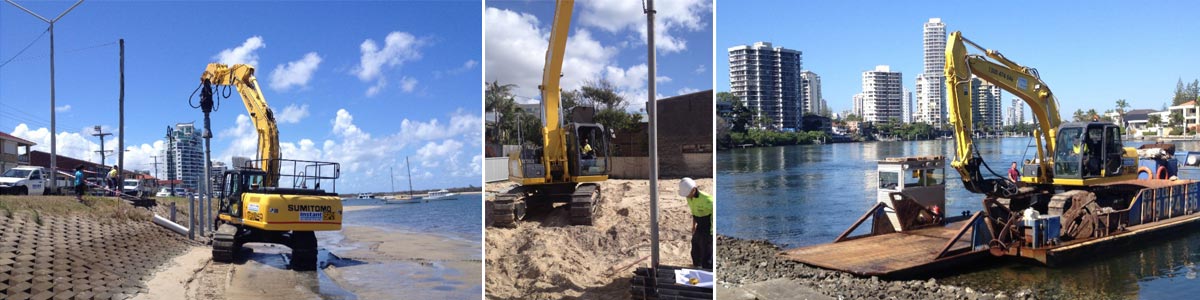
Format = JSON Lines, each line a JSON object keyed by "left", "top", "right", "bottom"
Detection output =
{"left": 678, "top": 177, "right": 696, "bottom": 198}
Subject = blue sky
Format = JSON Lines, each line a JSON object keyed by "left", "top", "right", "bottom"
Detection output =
{"left": 716, "top": 0, "right": 1200, "bottom": 118}
{"left": 1, "top": 1, "right": 482, "bottom": 193}
{"left": 485, "top": 0, "right": 713, "bottom": 112}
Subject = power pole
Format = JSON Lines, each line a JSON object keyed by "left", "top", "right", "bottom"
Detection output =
{"left": 91, "top": 125, "right": 113, "bottom": 165}
{"left": 6, "top": 0, "right": 85, "bottom": 192}
{"left": 645, "top": 0, "right": 661, "bottom": 269}
{"left": 150, "top": 155, "right": 162, "bottom": 180}
{"left": 390, "top": 166, "right": 395, "bottom": 195}
{"left": 117, "top": 39, "right": 124, "bottom": 196}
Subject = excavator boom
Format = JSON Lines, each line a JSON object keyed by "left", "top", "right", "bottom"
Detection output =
{"left": 200, "top": 63, "right": 281, "bottom": 187}
{"left": 945, "top": 31, "right": 1061, "bottom": 194}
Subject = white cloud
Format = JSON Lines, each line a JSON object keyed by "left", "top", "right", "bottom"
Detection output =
{"left": 677, "top": 87, "right": 700, "bottom": 95}
{"left": 399, "top": 76, "right": 418, "bottom": 93}
{"left": 695, "top": 64, "right": 707, "bottom": 74}
{"left": 215, "top": 108, "right": 480, "bottom": 193}
{"left": 269, "top": 52, "right": 322, "bottom": 91}
{"left": 434, "top": 59, "right": 478, "bottom": 79}
{"left": 366, "top": 77, "right": 388, "bottom": 97}
{"left": 354, "top": 31, "right": 424, "bottom": 97}
{"left": 54, "top": 105, "right": 71, "bottom": 113}
{"left": 416, "top": 139, "right": 463, "bottom": 168}
{"left": 215, "top": 36, "right": 266, "bottom": 67}
{"left": 577, "top": 0, "right": 710, "bottom": 53}
{"left": 277, "top": 104, "right": 310, "bottom": 124}
{"left": 484, "top": 7, "right": 619, "bottom": 99}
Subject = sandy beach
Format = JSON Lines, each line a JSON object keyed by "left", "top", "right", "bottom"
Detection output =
{"left": 135, "top": 202, "right": 482, "bottom": 299}
{"left": 485, "top": 178, "right": 710, "bottom": 299}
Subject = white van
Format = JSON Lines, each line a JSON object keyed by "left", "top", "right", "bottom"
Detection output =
{"left": 123, "top": 179, "right": 156, "bottom": 197}
{"left": 0, "top": 166, "right": 47, "bottom": 195}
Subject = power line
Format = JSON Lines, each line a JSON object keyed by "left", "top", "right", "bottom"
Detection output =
{"left": 0, "top": 40, "right": 117, "bottom": 69}
{"left": 0, "top": 26, "right": 49, "bottom": 68}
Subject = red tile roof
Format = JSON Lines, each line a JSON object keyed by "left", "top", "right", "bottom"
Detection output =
{"left": 0, "top": 131, "right": 35, "bottom": 146}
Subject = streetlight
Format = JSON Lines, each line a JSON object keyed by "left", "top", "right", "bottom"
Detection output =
{"left": 5, "top": 0, "right": 85, "bottom": 193}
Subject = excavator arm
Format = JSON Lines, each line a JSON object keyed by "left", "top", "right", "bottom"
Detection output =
{"left": 538, "top": 0, "right": 574, "bottom": 181}
{"left": 945, "top": 31, "right": 1061, "bottom": 196}
{"left": 200, "top": 63, "right": 281, "bottom": 187}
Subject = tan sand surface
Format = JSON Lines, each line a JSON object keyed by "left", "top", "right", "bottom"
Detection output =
{"left": 485, "top": 178, "right": 711, "bottom": 299}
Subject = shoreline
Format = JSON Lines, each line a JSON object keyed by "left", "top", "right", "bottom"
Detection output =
{"left": 136, "top": 204, "right": 482, "bottom": 299}
{"left": 717, "top": 235, "right": 1037, "bottom": 300}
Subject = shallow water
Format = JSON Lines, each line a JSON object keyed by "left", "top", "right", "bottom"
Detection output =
{"left": 313, "top": 194, "right": 483, "bottom": 299}
{"left": 717, "top": 138, "right": 1200, "bottom": 298}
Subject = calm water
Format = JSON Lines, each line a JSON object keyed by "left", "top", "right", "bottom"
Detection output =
{"left": 717, "top": 138, "right": 1200, "bottom": 299}
{"left": 341, "top": 193, "right": 483, "bottom": 242}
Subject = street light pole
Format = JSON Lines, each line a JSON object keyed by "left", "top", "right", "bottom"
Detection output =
{"left": 5, "top": 0, "right": 85, "bottom": 193}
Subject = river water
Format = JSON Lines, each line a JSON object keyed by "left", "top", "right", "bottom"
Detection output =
{"left": 717, "top": 138, "right": 1200, "bottom": 299}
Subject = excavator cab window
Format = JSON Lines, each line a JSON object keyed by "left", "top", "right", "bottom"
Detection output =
{"left": 570, "top": 124, "right": 609, "bottom": 177}
{"left": 1103, "top": 125, "right": 1124, "bottom": 175}
{"left": 222, "top": 172, "right": 242, "bottom": 217}
{"left": 1054, "top": 127, "right": 1084, "bottom": 179}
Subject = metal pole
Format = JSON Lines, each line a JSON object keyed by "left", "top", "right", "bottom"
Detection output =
{"left": 49, "top": 23, "right": 57, "bottom": 191}
{"left": 188, "top": 194, "right": 195, "bottom": 240}
{"left": 645, "top": 0, "right": 660, "bottom": 269}
{"left": 118, "top": 39, "right": 124, "bottom": 198}
{"left": 5, "top": 0, "right": 84, "bottom": 194}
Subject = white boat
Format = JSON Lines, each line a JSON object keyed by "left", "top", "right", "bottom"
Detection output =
{"left": 357, "top": 193, "right": 374, "bottom": 199}
{"left": 423, "top": 189, "right": 457, "bottom": 201}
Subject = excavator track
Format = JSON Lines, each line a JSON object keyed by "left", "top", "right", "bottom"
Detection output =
{"left": 569, "top": 184, "right": 601, "bottom": 226}
{"left": 491, "top": 192, "right": 526, "bottom": 228}
{"left": 212, "top": 223, "right": 239, "bottom": 263}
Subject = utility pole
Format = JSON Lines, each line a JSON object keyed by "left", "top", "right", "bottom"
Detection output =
{"left": 6, "top": 0, "right": 85, "bottom": 192}
{"left": 390, "top": 166, "right": 395, "bottom": 195}
{"left": 117, "top": 39, "right": 124, "bottom": 198}
{"left": 645, "top": 0, "right": 661, "bottom": 269}
{"left": 92, "top": 125, "right": 113, "bottom": 165}
{"left": 150, "top": 155, "right": 162, "bottom": 180}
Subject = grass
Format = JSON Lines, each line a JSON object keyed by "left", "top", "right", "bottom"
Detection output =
{"left": 0, "top": 195, "right": 151, "bottom": 223}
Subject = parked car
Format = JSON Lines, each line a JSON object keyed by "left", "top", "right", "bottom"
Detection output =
{"left": 0, "top": 166, "right": 48, "bottom": 195}
{"left": 155, "top": 187, "right": 172, "bottom": 197}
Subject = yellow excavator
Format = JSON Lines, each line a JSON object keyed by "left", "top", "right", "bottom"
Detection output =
{"left": 196, "top": 63, "right": 342, "bottom": 271}
{"left": 492, "top": 0, "right": 611, "bottom": 227}
{"left": 945, "top": 31, "right": 1152, "bottom": 241}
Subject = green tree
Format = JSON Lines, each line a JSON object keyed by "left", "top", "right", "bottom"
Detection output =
{"left": 578, "top": 78, "right": 641, "bottom": 133}
{"left": 1170, "top": 111, "right": 1184, "bottom": 126}
{"left": 723, "top": 93, "right": 754, "bottom": 133}
{"left": 1148, "top": 114, "right": 1162, "bottom": 129}
{"left": 1174, "top": 78, "right": 1188, "bottom": 105}
{"left": 485, "top": 81, "right": 519, "bottom": 144}
{"left": 1115, "top": 99, "right": 1129, "bottom": 126}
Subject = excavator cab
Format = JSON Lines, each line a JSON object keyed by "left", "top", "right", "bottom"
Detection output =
{"left": 567, "top": 123, "right": 610, "bottom": 178}
{"left": 1053, "top": 122, "right": 1128, "bottom": 180}
{"left": 219, "top": 169, "right": 267, "bottom": 218}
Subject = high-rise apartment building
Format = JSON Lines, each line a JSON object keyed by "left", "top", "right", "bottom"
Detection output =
{"left": 729, "top": 42, "right": 804, "bottom": 129}
{"left": 862, "top": 65, "right": 904, "bottom": 123}
{"left": 903, "top": 88, "right": 912, "bottom": 123}
{"left": 801, "top": 70, "right": 823, "bottom": 116}
{"left": 970, "top": 76, "right": 1003, "bottom": 130}
{"left": 852, "top": 93, "right": 864, "bottom": 118}
{"left": 916, "top": 18, "right": 947, "bottom": 126}
{"left": 166, "top": 122, "right": 204, "bottom": 192}
{"left": 1006, "top": 98, "right": 1026, "bottom": 126}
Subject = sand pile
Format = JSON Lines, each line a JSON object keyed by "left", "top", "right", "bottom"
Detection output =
{"left": 486, "top": 178, "right": 711, "bottom": 300}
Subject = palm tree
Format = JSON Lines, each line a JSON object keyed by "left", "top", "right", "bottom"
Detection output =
{"left": 1115, "top": 99, "right": 1129, "bottom": 126}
